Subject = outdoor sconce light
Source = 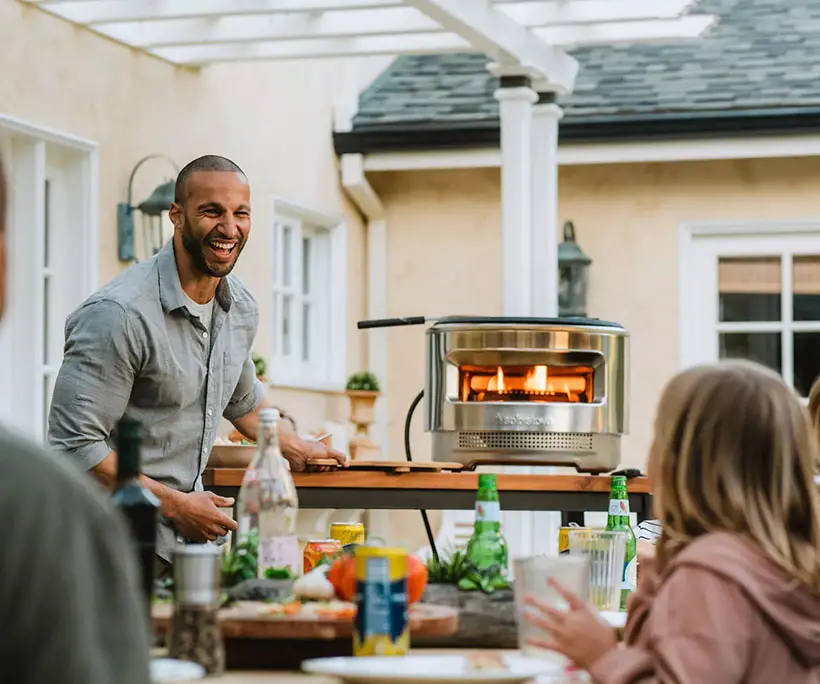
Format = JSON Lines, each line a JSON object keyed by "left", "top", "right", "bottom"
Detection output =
{"left": 558, "top": 220, "right": 592, "bottom": 317}
{"left": 117, "top": 155, "right": 179, "bottom": 262}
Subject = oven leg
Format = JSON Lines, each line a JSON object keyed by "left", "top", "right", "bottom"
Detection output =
{"left": 562, "top": 511, "right": 585, "bottom": 527}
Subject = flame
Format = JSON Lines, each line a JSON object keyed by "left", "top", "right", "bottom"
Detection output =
{"left": 487, "top": 366, "right": 506, "bottom": 392}
{"left": 525, "top": 365, "right": 548, "bottom": 392}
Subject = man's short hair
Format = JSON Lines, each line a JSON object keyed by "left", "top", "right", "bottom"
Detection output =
{"left": 174, "top": 155, "right": 246, "bottom": 204}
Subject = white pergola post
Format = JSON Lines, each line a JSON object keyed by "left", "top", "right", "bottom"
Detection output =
{"left": 530, "top": 91, "right": 563, "bottom": 319}
{"left": 530, "top": 89, "right": 565, "bottom": 557}
{"left": 494, "top": 76, "right": 538, "bottom": 317}
{"left": 492, "top": 73, "right": 537, "bottom": 564}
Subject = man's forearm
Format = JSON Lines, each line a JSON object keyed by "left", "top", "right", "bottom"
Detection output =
{"left": 91, "top": 451, "right": 183, "bottom": 517}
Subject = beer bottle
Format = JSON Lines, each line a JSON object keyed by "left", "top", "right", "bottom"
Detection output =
{"left": 111, "top": 418, "right": 160, "bottom": 615}
{"left": 606, "top": 475, "right": 637, "bottom": 611}
{"left": 461, "top": 474, "right": 509, "bottom": 592}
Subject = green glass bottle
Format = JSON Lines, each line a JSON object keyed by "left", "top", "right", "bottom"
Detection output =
{"left": 461, "top": 474, "right": 509, "bottom": 592}
{"left": 606, "top": 475, "right": 637, "bottom": 611}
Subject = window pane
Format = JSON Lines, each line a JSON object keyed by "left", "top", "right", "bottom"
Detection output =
{"left": 719, "top": 332, "right": 781, "bottom": 373}
{"left": 282, "top": 296, "right": 292, "bottom": 356}
{"left": 302, "top": 237, "right": 311, "bottom": 295}
{"left": 271, "top": 296, "right": 278, "bottom": 355}
{"left": 43, "top": 179, "right": 50, "bottom": 269}
{"left": 302, "top": 303, "right": 311, "bottom": 362}
{"left": 43, "top": 275, "right": 49, "bottom": 366}
{"left": 793, "top": 332, "right": 820, "bottom": 396}
{"left": 282, "top": 226, "right": 292, "bottom": 287}
{"left": 793, "top": 256, "right": 820, "bottom": 321}
{"left": 718, "top": 256, "right": 781, "bottom": 322}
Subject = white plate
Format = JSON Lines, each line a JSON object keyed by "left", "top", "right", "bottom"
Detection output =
{"left": 150, "top": 658, "right": 206, "bottom": 683}
{"left": 600, "top": 611, "right": 627, "bottom": 629}
{"left": 302, "top": 654, "right": 563, "bottom": 684}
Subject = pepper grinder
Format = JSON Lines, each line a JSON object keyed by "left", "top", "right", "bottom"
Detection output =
{"left": 168, "top": 544, "right": 225, "bottom": 675}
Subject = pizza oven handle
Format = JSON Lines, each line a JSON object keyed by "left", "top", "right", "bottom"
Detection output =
{"left": 357, "top": 316, "right": 435, "bottom": 329}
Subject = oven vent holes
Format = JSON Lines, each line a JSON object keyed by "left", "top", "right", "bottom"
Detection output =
{"left": 458, "top": 431, "right": 594, "bottom": 451}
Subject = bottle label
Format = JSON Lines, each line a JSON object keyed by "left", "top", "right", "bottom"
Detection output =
{"left": 475, "top": 501, "right": 500, "bottom": 523}
{"left": 259, "top": 534, "right": 301, "bottom": 575}
{"left": 608, "top": 499, "right": 630, "bottom": 517}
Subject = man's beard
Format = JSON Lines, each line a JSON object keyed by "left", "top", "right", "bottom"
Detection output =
{"left": 180, "top": 218, "right": 245, "bottom": 278}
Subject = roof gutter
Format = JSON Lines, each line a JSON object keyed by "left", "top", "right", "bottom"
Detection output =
{"left": 334, "top": 107, "right": 820, "bottom": 155}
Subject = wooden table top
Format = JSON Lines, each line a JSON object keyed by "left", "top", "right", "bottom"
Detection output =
{"left": 203, "top": 468, "right": 652, "bottom": 494}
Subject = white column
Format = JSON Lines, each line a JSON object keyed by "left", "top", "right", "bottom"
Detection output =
{"left": 530, "top": 92, "right": 566, "bottom": 556}
{"left": 530, "top": 94, "right": 564, "bottom": 318}
{"left": 494, "top": 83, "right": 537, "bottom": 317}
{"left": 494, "top": 81, "right": 537, "bottom": 565}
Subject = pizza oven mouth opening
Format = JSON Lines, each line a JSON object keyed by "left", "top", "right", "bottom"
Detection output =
{"left": 458, "top": 363, "right": 595, "bottom": 404}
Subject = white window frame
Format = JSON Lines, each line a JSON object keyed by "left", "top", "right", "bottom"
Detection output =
{"left": 270, "top": 198, "right": 347, "bottom": 392}
{"left": 679, "top": 218, "right": 820, "bottom": 403}
{"left": 0, "top": 114, "right": 99, "bottom": 439}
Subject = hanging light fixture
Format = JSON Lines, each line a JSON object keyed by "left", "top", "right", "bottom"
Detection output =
{"left": 117, "top": 155, "right": 179, "bottom": 262}
{"left": 558, "top": 221, "right": 592, "bottom": 317}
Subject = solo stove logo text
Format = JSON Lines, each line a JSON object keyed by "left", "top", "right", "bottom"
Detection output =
{"left": 495, "top": 414, "right": 554, "bottom": 428}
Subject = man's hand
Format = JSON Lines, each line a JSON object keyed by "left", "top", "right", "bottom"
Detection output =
{"left": 282, "top": 436, "right": 348, "bottom": 473}
{"left": 167, "top": 491, "right": 238, "bottom": 543}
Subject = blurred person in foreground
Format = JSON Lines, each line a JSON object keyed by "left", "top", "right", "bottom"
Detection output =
{"left": 0, "top": 158, "right": 151, "bottom": 683}
{"left": 525, "top": 360, "right": 820, "bottom": 683}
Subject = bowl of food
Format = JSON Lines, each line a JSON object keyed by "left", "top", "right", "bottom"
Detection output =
{"left": 208, "top": 436, "right": 255, "bottom": 468}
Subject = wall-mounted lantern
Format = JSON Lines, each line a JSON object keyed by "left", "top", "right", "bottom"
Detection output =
{"left": 558, "top": 220, "right": 592, "bottom": 317}
{"left": 117, "top": 155, "right": 178, "bottom": 262}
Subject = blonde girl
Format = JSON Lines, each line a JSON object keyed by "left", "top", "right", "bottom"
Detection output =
{"left": 526, "top": 360, "right": 820, "bottom": 683}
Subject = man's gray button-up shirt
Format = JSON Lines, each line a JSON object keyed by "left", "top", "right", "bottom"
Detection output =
{"left": 48, "top": 240, "right": 266, "bottom": 560}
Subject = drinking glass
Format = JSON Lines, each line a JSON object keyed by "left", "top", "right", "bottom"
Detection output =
{"left": 513, "top": 555, "right": 590, "bottom": 663}
{"left": 568, "top": 529, "right": 626, "bottom": 612}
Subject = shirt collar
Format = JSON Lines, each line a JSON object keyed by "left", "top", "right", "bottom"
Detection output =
{"left": 157, "top": 239, "right": 233, "bottom": 314}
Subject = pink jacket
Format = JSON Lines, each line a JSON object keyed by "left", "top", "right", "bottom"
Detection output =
{"left": 588, "top": 532, "right": 820, "bottom": 684}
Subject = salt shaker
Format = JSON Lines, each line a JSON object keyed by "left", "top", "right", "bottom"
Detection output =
{"left": 167, "top": 544, "right": 225, "bottom": 675}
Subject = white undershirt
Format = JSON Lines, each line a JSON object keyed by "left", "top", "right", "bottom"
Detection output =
{"left": 183, "top": 291, "right": 216, "bottom": 331}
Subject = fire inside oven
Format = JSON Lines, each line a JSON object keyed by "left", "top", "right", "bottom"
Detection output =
{"left": 458, "top": 364, "right": 594, "bottom": 403}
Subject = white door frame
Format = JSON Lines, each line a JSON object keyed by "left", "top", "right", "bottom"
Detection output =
{"left": 0, "top": 114, "right": 99, "bottom": 439}
{"left": 678, "top": 219, "right": 820, "bottom": 377}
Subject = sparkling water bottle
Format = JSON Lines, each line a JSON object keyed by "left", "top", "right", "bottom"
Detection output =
{"left": 236, "top": 408, "right": 301, "bottom": 578}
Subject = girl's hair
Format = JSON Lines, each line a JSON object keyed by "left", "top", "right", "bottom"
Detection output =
{"left": 650, "top": 359, "right": 820, "bottom": 592}
{"left": 808, "top": 375, "right": 820, "bottom": 449}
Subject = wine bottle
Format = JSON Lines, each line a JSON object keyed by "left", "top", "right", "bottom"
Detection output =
{"left": 112, "top": 417, "right": 161, "bottom": 614}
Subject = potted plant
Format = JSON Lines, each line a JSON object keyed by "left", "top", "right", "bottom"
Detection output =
{"left": 345, "top": 371, "right": 381, "bottom": 460}
{"left": 345, "top": 371, "right": 380, "bottom": 426}
{"left": 252, "top": 352, "right": 267, "bottom": 383}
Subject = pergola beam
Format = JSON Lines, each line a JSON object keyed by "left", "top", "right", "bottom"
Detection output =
{"left": 89, "top": 1, "right": 706, "bottom": 50}
{"left": 152, "top": 32, "right": 472, "bottom": 64}
{"left": 22, "top": 0, "right": 405, "bottom": 25}
{"left": 405, "top": 0, "right": 578, "bottom": 93}
{"left": 25, "top": 0, "right": 701, "bottom": 26}
{"left": 19, "top": 0, "right": 715, "bottom": 73}
{"left": 146, "top": 16, "right": 714, "bottom": 66}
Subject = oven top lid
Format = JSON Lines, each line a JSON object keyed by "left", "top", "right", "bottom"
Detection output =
{"left": 430, "top": 315, "right": 625, "bottom": 330}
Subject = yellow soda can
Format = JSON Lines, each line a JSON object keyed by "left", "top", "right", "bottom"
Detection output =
{"left": 331, "top": 521, "right": 366, "bottom": 547}
{"left": 353, "top": 545, "right": 409, "bottom": 657}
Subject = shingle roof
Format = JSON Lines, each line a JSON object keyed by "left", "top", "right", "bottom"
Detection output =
{"left": 353, "top": 0, "right": 820, "bottom": 128}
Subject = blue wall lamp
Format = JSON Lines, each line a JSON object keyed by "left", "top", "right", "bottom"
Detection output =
{"left": 117, "top": 155, "right": 179, "bottom": 262}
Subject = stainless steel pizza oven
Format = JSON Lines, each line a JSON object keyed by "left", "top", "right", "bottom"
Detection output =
{"left": 423, "top": 317, "right": 629, "bottom": 473}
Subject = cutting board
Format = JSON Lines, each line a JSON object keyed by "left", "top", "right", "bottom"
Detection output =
{"left": 152, "top": 602, "right": 458, "bottom": 640}
{"left": 308, "top": 459, "right": 464, "bottom": 473}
